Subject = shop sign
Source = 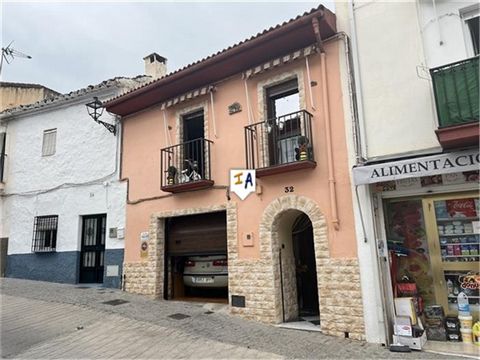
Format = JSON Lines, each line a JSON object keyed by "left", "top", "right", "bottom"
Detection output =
{"left": 230, "top": 169, "right": 256, "bottom": 200}
{"left": 458, "top": 272, "right": 480, "bottom": 291}
{"left": 353, "top": 149, "right": 479, "bottom": 185}
{"left": 140, "top": 231, "right": 149, "bottom": 258}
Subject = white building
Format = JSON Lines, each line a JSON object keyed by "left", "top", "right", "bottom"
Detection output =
{"left": 0, "top": 76, "right": 150, "bottom": 287}
{"left": 336, "top": 0, "right": 479, "bottom": 354}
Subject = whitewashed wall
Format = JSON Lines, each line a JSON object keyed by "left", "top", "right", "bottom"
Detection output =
{"left": 418, "top": 1, "right": 479, "bottom": 68}
{"left": 2, "top": 89, "right": 126, "bottom": 254}
{"left": 335, "top": 0, "right": 479, "bottom": 345}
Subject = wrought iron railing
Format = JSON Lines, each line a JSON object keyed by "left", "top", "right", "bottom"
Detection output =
{"left": 245, "top": 110, "right": 314, "bottom": 170}
{"left": 430, "top": 56, "right": 479, "bottom": 127}
{"left": 160, "top": 138, "right": 213, "bottom": 188}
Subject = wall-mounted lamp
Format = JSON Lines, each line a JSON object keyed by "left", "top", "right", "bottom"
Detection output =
{"left": 86, "top": 97, "right": 116, "bottom": 135}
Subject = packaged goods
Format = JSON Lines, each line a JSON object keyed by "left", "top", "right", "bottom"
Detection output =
{"left": 457, "top": 293, "right": 470, "bottom": 316}
{"left": 461, "top": 328, "right": 473, "bottom": 343}
{"left": 458, "top": 315, "right": 473, "bottom": 329}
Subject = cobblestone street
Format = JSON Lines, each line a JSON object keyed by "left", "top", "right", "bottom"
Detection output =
{"left": 0, "top": 278, "right": 459, "bottom": 359}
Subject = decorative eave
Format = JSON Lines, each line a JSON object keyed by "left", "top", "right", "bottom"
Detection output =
{"left": 104, "top": 5, "right": 336, "bottom": 117}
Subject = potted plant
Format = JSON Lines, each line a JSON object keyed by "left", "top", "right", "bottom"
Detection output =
{"left": 166, "top": 165, "right": 177, "bottom": 185}
{"left": 295, "top": 136, "right": 309, "bottom": 161}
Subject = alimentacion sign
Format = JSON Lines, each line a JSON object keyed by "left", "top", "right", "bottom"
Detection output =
{"left": 353, "top": 149, "right": 480, "bottom": 185}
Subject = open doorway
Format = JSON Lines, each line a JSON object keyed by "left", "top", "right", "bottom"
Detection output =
{"left": 292, "top": 213, "right": 319, "bottom": 319}
{"left": 165, "top": 211, "right": 228, "bottom": 304}
{"left": 278, "top": 210, "right": 320, "bottom": 330}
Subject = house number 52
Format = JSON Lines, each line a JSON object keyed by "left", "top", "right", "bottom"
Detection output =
{"left": 284, "top": 186, "right": 294, "bottom": 193}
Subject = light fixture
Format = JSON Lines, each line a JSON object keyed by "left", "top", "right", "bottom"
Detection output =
{"left": 86, "top": 97, "right": 116, "bottom": 135}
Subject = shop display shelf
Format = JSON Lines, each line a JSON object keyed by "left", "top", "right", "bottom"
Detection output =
{"left": 439, "top": 233, "right": 479, "bottom": 237}
{"left": 442, "top": 254, "right": 480, "bottom": 258}
{"left": 436, "top": 217, "right": 479, "bottom": 222}
{"left": 440, "top": 243, "right": 479, "bottom": 246}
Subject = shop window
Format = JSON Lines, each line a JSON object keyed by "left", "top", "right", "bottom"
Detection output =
{"left": 385, "top": 199, "right": 436, "bottom": 307}
{"left": 32, "top": 215, "right": 58, "bottom": 252}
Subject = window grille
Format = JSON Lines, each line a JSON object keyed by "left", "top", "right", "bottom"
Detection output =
{"left": 42, "top": 129, "right": 57, "bottom": 156}
{"left": 32, "top": 215, "right": 58, "bottom": 252}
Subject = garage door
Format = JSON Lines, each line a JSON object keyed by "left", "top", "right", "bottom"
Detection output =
{"left": 166, "top": 211, "right": 227, "bottom": 256}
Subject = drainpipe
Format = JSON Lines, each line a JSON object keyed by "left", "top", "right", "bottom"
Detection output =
{"left": 312, "top": 17, "right": 340, "bottom": 231}
{"left": 348, "top": 0, "right": 368, "bottom": 161}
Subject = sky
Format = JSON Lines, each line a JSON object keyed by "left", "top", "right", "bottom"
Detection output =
{"left": 1, "top": 1, "right": 335, "bottom": 94}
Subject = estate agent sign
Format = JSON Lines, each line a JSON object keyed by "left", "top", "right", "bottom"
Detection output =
{"left": 230, "top": 169, "right": 256, "bottom": 200}
{"left": 353, "top": 149, "right": 479, "bottom": 185}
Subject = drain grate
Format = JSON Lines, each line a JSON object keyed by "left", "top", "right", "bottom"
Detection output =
{"left": 102, "top": 299, "right": 129, "bottom": 306}
{"left": 76, "top": 286, "right": 90, "bottom": 289}
{"left": 168, "top": 313, "right": 191, "bottom": 320}
{"left": 204, "top": 311, "right": 214, "bottom": 315}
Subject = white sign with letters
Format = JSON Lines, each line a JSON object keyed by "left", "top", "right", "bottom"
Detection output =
{"left": 230, "top": 169, "right": 256, "bottom": 200}
{"left": 353, "top": 150, "right": 479, "bottom": 185}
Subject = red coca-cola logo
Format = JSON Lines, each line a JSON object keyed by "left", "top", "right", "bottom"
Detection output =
{"left": 447, "top": 199, "right": 476, "bottom": 217}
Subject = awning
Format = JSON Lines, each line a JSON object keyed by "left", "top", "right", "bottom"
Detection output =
{"left": 352, "top": 149, "right": 480, "bottom": 185}
{"left": 160, "top": 85, "right": 214, "bottom": 110}
{"left": 242, "top": 45, "right": 318, "bottom": 79}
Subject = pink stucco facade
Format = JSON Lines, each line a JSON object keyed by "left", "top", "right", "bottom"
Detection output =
{"left": 113, "top": 7, "right": 366, "bottom": 339}
{"left": 122, "top": 42, "right": 357, "bottom": 261}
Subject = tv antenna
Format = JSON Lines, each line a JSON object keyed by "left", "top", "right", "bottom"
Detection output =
{"left": 0, "top": 41, "right": 32, "bottom": 75}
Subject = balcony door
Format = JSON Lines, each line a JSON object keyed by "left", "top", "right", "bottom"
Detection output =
{"left": 266, "top": 79, "right": 301, "bottom": 165}
{"left": 182, "top": 110, "right": 205, "bottom": 179}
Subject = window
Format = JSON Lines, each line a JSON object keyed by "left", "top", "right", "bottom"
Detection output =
{"left": 0, "top": 132, "right": 5, "bottom": 182}
{"left": 466, "top": 16, "right": 479, "bottom": 55}
{"left": 462, "top": 6, "right": 480, "bottom": 56}
{"left": 32, "top": 215, "right": 58, "bottom": 252}
{"left": 42, "top": 129, "right": 56, "bottom": 156}
{"left": 266, "top": 79, "right": 302, "bottom": 165}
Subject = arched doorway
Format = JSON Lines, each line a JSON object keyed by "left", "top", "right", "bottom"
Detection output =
{"left": 292, "top": 213, "right": 319, "bottom": 318}
{"left": 275, "top": 209, "right": 320, "bottom": 324}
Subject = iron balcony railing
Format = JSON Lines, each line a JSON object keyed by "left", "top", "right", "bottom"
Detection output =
{"left": 245, "top": 109, "right": 314, "bottom": 170}
{"left": 160, "top": 138, "right": 213, "bottom": 188}
{"left": 430, "top": 56, "right": 479, "bottom": 127}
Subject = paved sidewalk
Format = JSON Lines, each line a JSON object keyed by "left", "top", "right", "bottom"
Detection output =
{"left": 1, "top": 278, "right": 454, "bottom": 359}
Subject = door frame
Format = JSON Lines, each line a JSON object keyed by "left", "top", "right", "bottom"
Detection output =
{"left": 79, "top": 213, "right": 107, "bottom": 284}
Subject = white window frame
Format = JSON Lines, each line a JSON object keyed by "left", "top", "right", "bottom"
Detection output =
{"left": 460, "top": 5, "right": 480, "bottom": 57}
{"left": 42, "top": 128, "right": 57, "bottom": 156}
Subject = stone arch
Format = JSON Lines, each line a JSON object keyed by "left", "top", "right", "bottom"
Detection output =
{"left": 259, "top": 194, "right": 328, "bottom": 324}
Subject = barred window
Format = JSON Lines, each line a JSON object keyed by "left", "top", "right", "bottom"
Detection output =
{"left": 32, "top": 215, "right": 58, "bottom": 252}
{"left": 42, "top": 129, "right": 56, "bottom": 156}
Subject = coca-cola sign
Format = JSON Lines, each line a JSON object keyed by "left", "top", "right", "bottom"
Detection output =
{"left": 446, "top": 199, "right": 477, "bottom": 218}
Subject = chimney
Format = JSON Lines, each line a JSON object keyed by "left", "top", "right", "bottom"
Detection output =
{"left": 143, "top": 53, "right": 167, "bottom": 79}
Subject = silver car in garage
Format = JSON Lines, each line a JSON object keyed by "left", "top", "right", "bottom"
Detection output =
{"left": 183, "top": 255, "right": 228, "bottom": 288}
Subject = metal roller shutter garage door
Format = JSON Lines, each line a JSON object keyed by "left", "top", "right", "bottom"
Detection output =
{"left": 166, "top": 211, "right": 227, "bottom": 256}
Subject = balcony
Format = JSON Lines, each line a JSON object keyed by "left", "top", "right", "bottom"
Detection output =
{"left": 431, "top": 56, "right": 479, "bottom": 149}
{"left": 245, "top": 110, "right": 316, "bottom": 177}
{"left": 160, "top": 138, "right": 214, "bottom": 193}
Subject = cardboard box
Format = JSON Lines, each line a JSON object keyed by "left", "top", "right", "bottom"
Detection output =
{"left": 393, "top": 332, "right": 427, "bottom": 351}
{"left": 394, "top": 316, "right": 413, "bottom": 337}
{"left": 394, "top": 297, "right": 417, "bottom": 325}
